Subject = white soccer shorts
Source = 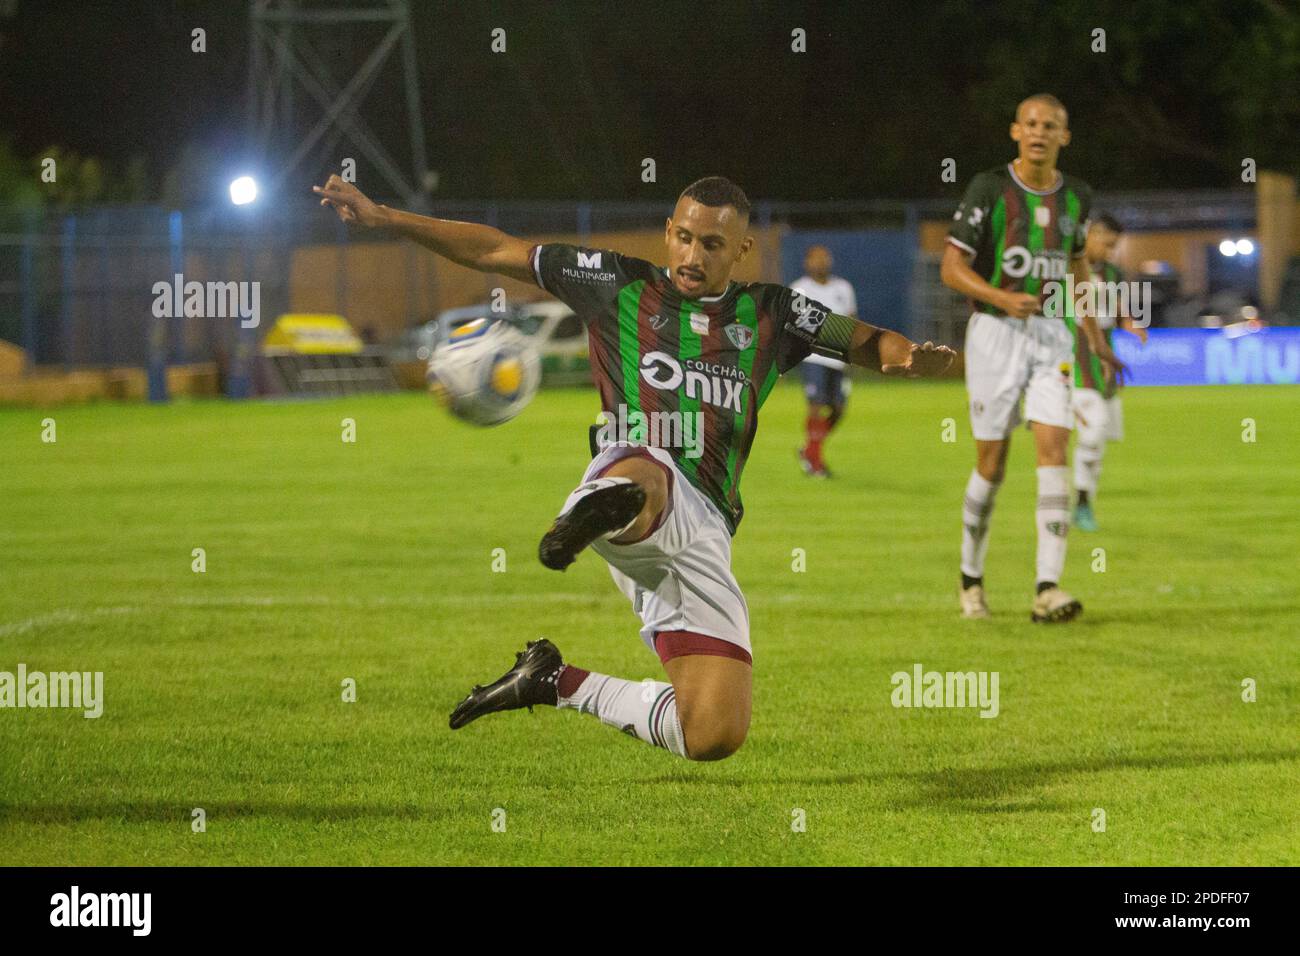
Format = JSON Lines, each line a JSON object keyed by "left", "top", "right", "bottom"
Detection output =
{"left": 964, "top": 312, "right": 1074, "bottom": 440}
{"left": 1071, "top": 387, "right": 1124, "bottom": 445}
{"left": 558, "top": 443, "right": 752, "bottom": 658}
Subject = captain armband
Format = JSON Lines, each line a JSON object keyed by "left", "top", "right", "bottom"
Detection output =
{"left": 812, "top": 311, "right": 858, "bottom": 358}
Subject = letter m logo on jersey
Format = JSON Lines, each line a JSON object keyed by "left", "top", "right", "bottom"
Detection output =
{"left": 577, "top": 251, "right": 602, "bottom": 269}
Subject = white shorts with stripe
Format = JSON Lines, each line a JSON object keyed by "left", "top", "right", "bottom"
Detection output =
{"left": 964, "top": 311, "right": 1074, "bottom": 440}
{"left": 559, "top": 443, "right": 752, "bottom": 659}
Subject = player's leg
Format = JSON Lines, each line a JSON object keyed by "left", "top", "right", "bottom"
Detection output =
{"left": 960, "top": 437, "right": 1009, "bottom": 619}
{"left": 1071, "top": 387, "right": 1106, "bottom": 531}
{"left": 553, "top": 637, "right": 751, "bottom": 760}
{"left": 565, "top": 474, "right": 754, "bottom": 760}
{"left": 1105, "top": 394, "right": 1124, "bottom": 445}
{"left": 959, "top": 312, "right": 1022, "bottom": 618}
{"left": 446, "top": 634, "right": 689, "bottom": 759}
{"left": 538, "top": 451, "right": 667, "bottom": 570}
{"left": 799, "top": 364, "right": 832, "bottom": 476}
{"left": 452, "top": 445, "right": 753, "bottom": 761}
{"left": 1025, "top": 318, "right": 1082, "bottom": 622}
{"left": 662, "top": 652, "right": 750, "bottom": 760}
{"left": 815, "top": 369, "right": 848, "bottom": 478}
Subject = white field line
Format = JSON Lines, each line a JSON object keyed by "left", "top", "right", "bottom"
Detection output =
{"left": 0, "top": 605, "right": 138, "bottom": 638}
{"left": 0, "top": 591, "right": 846, "bottom": 637}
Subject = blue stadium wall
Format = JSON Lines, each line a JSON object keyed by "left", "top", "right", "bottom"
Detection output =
{"left": 780, "top": 230, "right": 916, "bottom": 338}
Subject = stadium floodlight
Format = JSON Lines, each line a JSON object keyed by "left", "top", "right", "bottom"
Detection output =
{"left": 1219, "top": 239, "right": 1237, "bottom": 257}
{"left": 1235, "top": 238, "right": 1255, "bottom": 256}
{"left": 229, "top": 176, "right": 258, "bottom": 206}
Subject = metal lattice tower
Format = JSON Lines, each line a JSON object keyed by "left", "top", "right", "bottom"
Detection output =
{"left": 246, "top": 0, "right": 430, "bottom": 208}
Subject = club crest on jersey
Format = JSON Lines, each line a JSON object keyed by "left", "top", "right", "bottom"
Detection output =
{"left": 724, "top": 323, "right": 754, "bottom": 350}
{"left": 1059, "top": 214, "right": 1076, "bottom": 236}
{"left": 1034, "top": 205, "right": 1052, "bottom": 228}
{"left": 689, "top": 312, "right": 709, "bottom": 335}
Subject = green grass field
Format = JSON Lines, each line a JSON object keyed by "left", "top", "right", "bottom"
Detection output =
{"left": 1, "top": 380, "right": 1296, "bottom": 866}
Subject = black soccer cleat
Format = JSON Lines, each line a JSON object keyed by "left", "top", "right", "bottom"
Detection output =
{"left": 538, "top": 480, "right": 646, "bottom": 571}
{"left": 448, "top": 639, "right": 564, "bottom": 730}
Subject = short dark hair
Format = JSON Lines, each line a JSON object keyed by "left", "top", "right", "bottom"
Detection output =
{"left": 678, "top": 176, "right": 751, "bottom": 218}
{"left": 1094, "top": 213, "right": 1124, "bottom": 234}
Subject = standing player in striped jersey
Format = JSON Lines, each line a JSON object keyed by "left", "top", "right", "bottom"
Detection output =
{"left": 1071, "top": 213, "right": 1146, "bottom": 531}
{"left": 941, "top": 93, "right": 1124, "bottom": 623}
{"left": 316, "top": 173, "right": 953, "bottom": 761}
{"left": 792, "top": 245, "right": 859, "bottom": 478}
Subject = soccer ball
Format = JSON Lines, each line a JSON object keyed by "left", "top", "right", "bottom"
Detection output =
{"left": 426, "top": 317, "right": 541, "bottom": 426}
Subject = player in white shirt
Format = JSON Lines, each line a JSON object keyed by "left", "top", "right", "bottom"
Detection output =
{"left": 791, "top": 246, "right": 858, "bottom": 477}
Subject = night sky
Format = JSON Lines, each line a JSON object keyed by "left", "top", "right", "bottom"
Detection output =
{"left": 1, "top": 0, "right": 1295, "bottom": 203}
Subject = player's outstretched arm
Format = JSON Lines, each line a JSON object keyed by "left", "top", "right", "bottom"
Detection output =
{"left": 312, "top": 174, "right": 535, "bottom": 284}
{"left": 939, "top": 243, "right": 1038, "bottom": 319}
{"left": 843, "top": 318, "right": 955, "bottom": 378}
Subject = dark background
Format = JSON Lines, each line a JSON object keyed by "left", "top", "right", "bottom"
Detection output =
{"left": 0, "top": 0, "right": 1296, "bottom": 205}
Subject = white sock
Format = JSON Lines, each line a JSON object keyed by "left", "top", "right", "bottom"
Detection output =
{"left": 960, "top": 470, "right": 1001, "bottom": 579}
{"left": 1074, "top": 442, "right": 1103, "bottom": 498}
{"left": 1036, "top": 466, "right": 1071, "bottom": 584}
{"left": 557, "top": 671, "right": 688, "bottom": 757}
{"left": 558, "top": 476, "right": 640, "bottom": 539}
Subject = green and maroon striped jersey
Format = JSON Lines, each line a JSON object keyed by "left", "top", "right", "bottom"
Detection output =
{"left": 1074, "top": 260, "right": 1123, "bottom": 397}
{"left": 947, "top": 163, "right": 1093, "bottom": 316}
{"left": 530, "top": 242, "right": 830, "bottom": 534}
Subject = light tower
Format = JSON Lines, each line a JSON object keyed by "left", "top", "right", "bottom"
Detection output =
{"left": 246, "top": 0, "right": 431, "bottom": 208}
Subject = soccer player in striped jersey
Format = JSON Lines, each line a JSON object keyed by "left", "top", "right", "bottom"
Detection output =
{"left": 941, "top": 93, "right": 1124, "bottom": 623}
{"left": 1070, "top": 213, "right": 1146, "bottom": 531}
{"left": 316, "top": 173, "right": 954, "bottom": 760}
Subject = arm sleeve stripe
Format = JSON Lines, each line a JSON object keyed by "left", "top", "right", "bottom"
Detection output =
{"left": 530, "top": 244, "right": 546, "bottom": 291}
{"left": 946, "top": 236, "right": 976, "bottom": 256}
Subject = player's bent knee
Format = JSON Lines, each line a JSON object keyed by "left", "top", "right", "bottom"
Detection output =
{"left": 682, "top": 716, "right": 748, "bottom": 761}
{"left": 676, "top": 694, "right": 750, "bottom": 761}
{"left": 661, "top": 647, "right": 752, "bottom": 761}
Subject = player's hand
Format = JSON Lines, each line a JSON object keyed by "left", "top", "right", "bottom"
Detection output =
{"left": 313, "top": 174, "right": 385, "bottom": 227}
{"left": 1132, "top": 324, "right": 1149, "bottom": 345}
{"left": 999, "top": 291, "right": 1039, "bottom": 319}
{"left": 882, "top": 341, "right": 956, "bottom": 378}
{"left": 1101, "top": 351, "right": 1128, "bottom": 387}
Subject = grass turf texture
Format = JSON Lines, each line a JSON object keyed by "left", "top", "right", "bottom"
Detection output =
{"left": 1, "top": 380, "right": 1296, "bottom": 866}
